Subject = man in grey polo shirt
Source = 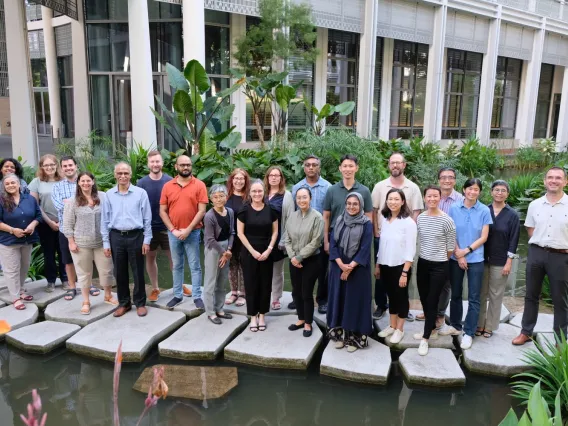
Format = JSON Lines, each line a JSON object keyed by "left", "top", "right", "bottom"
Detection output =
{"left": 513, "top": 166, "right": 568, "bottom": 345}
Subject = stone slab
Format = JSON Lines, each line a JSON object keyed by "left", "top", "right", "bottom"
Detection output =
{"left": 0, "top": 303, "right": 39, "bottom": 341}
{"left": 508, "top": 313, "right": 554, "bottom": 334}
{"left": 399, "top": 348, "right": 465, "bottom": 387}
{"left": 66, "top": 307, "right": 186, "bottom": 362}
{"left": 374, "top": 310, "right": 454, "bottom": 350}
{"left": 461, "top": 323, "right": 535, "bottom": 377}
{"left": 0, "top": 279, "right": 65, "bottom": 309}
{"left": 6, "top": 321, "right": 80, "bottom": 354}
{"left": 320, "top": 339, "right": 391, "bottom": 385}
{"left": 44, "top": 292, "right": 118, "bottom": 326}
{"left": 224, "top": 315, "right": 322, "bottom": 370}
{"left": 150, "top": 288, "right": 204, "bottom": 318}
{"left": 537, "top": 333, "right": 556, "bottom": 356}
{"left": 314, "top": 310, "right": 375, "bottom": 330}
{"left": 159, "top": 314, "right": 248, "bottom": 360}
{"left": 223, "top": 291, "right": 297, "bottom": 316}
{"left": 445, "top": 301, "right": 510, "bottom": 324}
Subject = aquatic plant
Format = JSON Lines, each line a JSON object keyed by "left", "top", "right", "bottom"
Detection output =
{"left": 136, "top": 366, "right": 169, "bottom": 426}
{"left": 19, "top": 389, "right": 47, "bottom": 426}
{"left": 113, "top": 340, "right": 123, "bottom": 426}
{"left": 500, "top": 381, "right": 563, "bottom": 425}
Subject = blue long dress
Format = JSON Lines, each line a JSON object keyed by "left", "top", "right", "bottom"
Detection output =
{"left": 326, "top": 220, "right": 373, "bottom": 336}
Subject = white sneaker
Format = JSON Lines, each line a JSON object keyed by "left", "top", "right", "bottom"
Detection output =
{"left": 438, "top": 325, "right": 461, "bottom": 336}
{"left": 390, "top": 329, "right": 404, "bottom": 344}
{"left": 418, "top": 339, "right": 429, "bottom": 356}
{"left": 460, "top": 334, "right": 473, "bottom": 350}
{"left": 378, "top": 326, "right": 395, "bottom": 338}
{"left": 413, "top": 332, "right": 424, "bottom": 340}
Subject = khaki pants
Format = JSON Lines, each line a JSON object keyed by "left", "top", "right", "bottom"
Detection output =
{"left": 271, "top": 258, "right": 285, "bottom": 302}
{"left": 478, "top": 263, "right": 508, "bottom": 331}
{"left": 71, "top": 247, "right": 114, "bottom": 289}
{"left": 0, "top": 244, "right": 32, "bottom": 299}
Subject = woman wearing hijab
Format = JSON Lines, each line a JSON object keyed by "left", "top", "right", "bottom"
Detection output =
{"left": 326, "top": 192, "right": 373, "bottom": 352}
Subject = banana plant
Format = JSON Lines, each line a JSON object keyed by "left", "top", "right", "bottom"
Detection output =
{"left": 306, "top": 101, "right": 356, "bottom": 136}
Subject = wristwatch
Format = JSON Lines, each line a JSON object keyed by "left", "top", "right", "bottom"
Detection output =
{"left": 467, "top": 246, "right": 473, "bottom": 253}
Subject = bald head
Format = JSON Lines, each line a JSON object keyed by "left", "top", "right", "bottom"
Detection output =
{"left": 388, "top": 152, "right": 406, "bottom": 178}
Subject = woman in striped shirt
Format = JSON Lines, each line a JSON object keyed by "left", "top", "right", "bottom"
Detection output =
{"left": 415, "top": 185, "right": 456, "bottom": 356}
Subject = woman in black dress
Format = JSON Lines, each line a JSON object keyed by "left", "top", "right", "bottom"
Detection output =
{"left": 237, "top": 179, "right": 278, "bottom": 331}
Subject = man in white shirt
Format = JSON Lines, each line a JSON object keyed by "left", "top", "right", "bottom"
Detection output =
{"left": 513, "top": 166, "right": 568, "bottom": 345}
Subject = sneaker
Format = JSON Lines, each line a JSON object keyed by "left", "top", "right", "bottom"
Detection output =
{"left": 288, "top": 301, "right": 296, "bottom": 310}
{"left": 334, "top": 340, "right": 345, "bottom": 349}
{"left": 317, "top": 303, "right": 327, "bottom": 314}
{"left": 418, "top": 340, "right": 429, "bottom": 356}
{"left": 460, "top": 334, "right": 473, "bottom": 350}
{"left": 182, "top": 285, "right": 192, "bottom": 297}
{"left": 373, "top": 307, "right": 386, "bottom": 319}
{"left": 346, "top": 345, "right": 358, "bottom": 353}
{"left": 45, "top": 282, "right": 55, "bottom": 293}
{"left": 378, "top": 325, "right": 396, "bottom": 338}
{"left": 406, "top": 312, "right": 415, "bottom": 322}
{"left": 438, "top": 325, "right": 461, "bottom": 336}
{"left": 414, "top": 330, "right": 439, "bottom": 340}
{"left": 390, "top": 329, "right": 405, "bottom": 344}
{"left": 413, "top": 332, "right": 424, "bottom": 340}
{"left": 148, "top": 289, "right": 160, "bottom": 302}
{"left": 166, "top": 297, "right": 183, "bottom": 309}
{"left": 194, "top": 298, "right": 205, "bottom": 310}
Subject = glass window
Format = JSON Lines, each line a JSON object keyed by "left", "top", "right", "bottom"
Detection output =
{"left": 90, "top": 75, "right": 111, "bottom": 137}
{"left": 372, "top": 38, "right": 383, "bottom": 137}
{"left": 85, "top": 0, "right": 109, "bottom": 20}
{"left": 441, "top": 49, "right": 483, "bottom": 140}
{"left": 60, "top": 88, "right": 75, "bottom": 138}
{"left": 534, "top": 63, "right": 554, "bottom": 139}
{"left": 57, "top": 56, "right": 73, "bottom": 87}
{"left": 205, "top": 25, "right": 230, "bottom": 76}
{"left": 87, "top": 24, "right": 111, "bottom": 71}
{"left": 148, "top": 0, "right": 182, "bottom": 19}
{"left": 288, "top": 56, "right": 314, "bottom": 131}
{"left": 205, "top": 10, "right": 230, "bottom": 25}
{"left": 31, "top": 59, "right": 47, "bottom": 87}
{"left": 110, "top": 23, "right": 130, "bottom": 72}
{"left": 491, "top": 56, "right": 521, "bottom": 139}
{"left": 150, "top": 23, "right": 183, "bottom": 72}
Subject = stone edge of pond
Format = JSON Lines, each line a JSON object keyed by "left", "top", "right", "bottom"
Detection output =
{"left": 5, "top": 322, "right": 81, "bottom": 354}
{"left": 399, "top": 348, "right": 466, "bottom": 387}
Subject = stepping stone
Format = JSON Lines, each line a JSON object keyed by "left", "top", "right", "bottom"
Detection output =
{"left": 159, "top": 314, "right": 249, "bottom": 360}
{"left": 314, "top": 310, "right": 375, "bottom": 330}
{"left": 461, "top": 323, "right": 535, "bottom": 377}
{"left": 223, "top": 291, "right": 297, "bottom": 316}
{"left": 45, "top": 292, "right": 118, "bottom": 326}
{"left": 374, "top": 310, "right": 454, "bottom": 350}
{"left": 445, "top": 301, "right": 510, "bottom": 323}
{"left": 0, "top": 303, "right": 39, "bottom": 340}
{"left": 224, "top": 315, "right": 322, "bottom": 370}
{"left": 399, "top": 348, "right": 466, "bottom": 387}
{"left": 150, "top": 288, "right": 203, "bottom": 318}
{"left": 6, "top": 321, "right": 80, "bottom": 354}
{"left": 320, "top": 339, "right": 391, "bottom": 385}
{"left": 66, "top": 307, "right": 186, "bottom": 362}
{"left": 508, "top": 313, "right": 554, "bottom": 334}
{"left": 0, "top": 279, "right": 65, "bottom": 309}
{"left": 536, "top": 333, "right": 556, "bottom": 355}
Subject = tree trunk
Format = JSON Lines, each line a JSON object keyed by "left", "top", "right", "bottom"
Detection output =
{"left": 254, "top": 112, "right": 265, "bottom": 148}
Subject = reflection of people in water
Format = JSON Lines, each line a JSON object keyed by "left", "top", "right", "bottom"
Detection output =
{"left": 76, "top": 363, "right": 111, "bottom": 426}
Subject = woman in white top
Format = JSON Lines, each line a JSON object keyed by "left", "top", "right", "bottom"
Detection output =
{"left": 375, "top": 188, "right": 417, "bottom": 345}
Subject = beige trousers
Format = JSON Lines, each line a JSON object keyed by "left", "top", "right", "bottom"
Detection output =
{"left": 0, "top": 244, "right": 32, "bottom": 299}
{"left": 71, "top": 246, "right": 114, "bottom": 289}
{"left": 478, "top": 263, "right": 508, "bottom": 331}
{"left": 271, "top": 258, "right": 285, "bottom": 302}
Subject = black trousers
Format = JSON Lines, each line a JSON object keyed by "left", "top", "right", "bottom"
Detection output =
{"left": 315, "top": 248, "right": 329, "bottom": 305}
{"left": 109, "top": 229, "right": 146, "bottom": 308}
{"left": 417, "top": 258, "right": 449, "bottom": 339}
{"left": 37, "top": 223, "right": 67, "bottom": 284}
{"left": 380, "top": 264, "right": 409, "bottom": 319}
{"left": 241, "top": 248, "right": 273, "bottom": 316}
{"left": 290, "top": 255, "right": 319, "bottom": 324}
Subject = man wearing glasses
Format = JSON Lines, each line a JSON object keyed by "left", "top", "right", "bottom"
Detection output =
{"left": 291, "top": 155, "right": 331, "bottom": 313}
{"left": 159, "top": 155, "right": 208, "bottom": 310}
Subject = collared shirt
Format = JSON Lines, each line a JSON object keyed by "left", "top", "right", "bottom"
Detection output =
{"left": 101, "top": 185, "right": 152, "bottom": 249}
{"left": 449, "top": 200, "right": 493, "bottom": 263}
{"left": 0, "top": 193, "right": 42, "bottom": 246}
{"left": 485, "top": 204, "right": 520, "bottom": 266}
{"left": 160, "top": 176, "right": 208, "bottom": 230}
{"left": 525, "top": 193, "right": 568, "bottom": 249}
{"left": 439, "top": 189, "right": 464, "bottom": 214}
{"left": 291, "top": 176, "right": 331, "bottom": 214}
{"left": 51, "top": 178, "right": 77, "bottom": 231}
{"left": 323, "top": 180, "right": 373, "bottom": 229}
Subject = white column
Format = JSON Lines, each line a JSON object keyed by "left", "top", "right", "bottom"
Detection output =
{"left": 313, "top": 27, "right": 328, "bottom": 128}
{"left": 41, "top": 7, "right": 62, "bottom": 139}
{"left": 183, "top": 0, "right": 205, "bottom": 65}
{"left": 379, "top": 37, "right": 394, "bottom": 141}
{"left": 5, "top": 0, "right": 38, "bottom": 164}
{"left": 423, "top": 2, "right": 447, "bottom": 142}
{"left": 476, "top": 10, "right": 501, "bottom": 145}
{"left": 555, "top": 68, "right": 568, "bottom": 150}
{"left": 72, "top": 0, "right": 91, "bottom": 143}
{"left": 230, "top": 13, "right": 247, "bottom": 143}
{"left": 515, "top": 26, "right": 545, "bottom": 147}
{"left": 128, "top": 0, "right": 156, "bottom": 149}
{"left": 356, "top": 0, "right": 378, "bottom": 138}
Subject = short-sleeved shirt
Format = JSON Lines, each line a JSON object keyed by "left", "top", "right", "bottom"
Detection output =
{"left": 323, "top": 180, "right": 373, "bottom": 230}
{"left": 160, "top": 176, "right": 208, "bottom": 230}
{"left": 28, "top": 178, "right": 59, "bottom": 221}
{"left": 371, "top": 177, "right": 424, "bottom": 233}
{"left": 525, "top": 193, "right": 568, "bottom": 249}
{"left": 439, "top": 189, "right": 464, "bottom": 214}
{"left": 449, "top": 200, "right": 493, "bottom": 263}
{"left": 137, "top": 174, "right": 172, "bottom": 232}
{"left": 291, "top": 176, "right": 331, "bottom": 214}
{"left": 237, "top": 203, "right": 278, "bottom": 251}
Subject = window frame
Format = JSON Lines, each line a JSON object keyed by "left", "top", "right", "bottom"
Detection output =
{"left": 490, "top": 56, "right": 522, "bottom": 139}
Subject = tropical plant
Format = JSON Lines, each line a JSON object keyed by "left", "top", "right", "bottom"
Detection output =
{"left": 456, "top": 136, "right": 504, "bottom": 177}
{"left": 307, "top": 101, "right": 356, "bottom": 136}
{"left": 515, "top": 147, "right": 545, "bottom": 171}
{"left": 536, "top": 137, "right": 558, "bottom": 163}
{"left": 27, "top": 245, "right": 45, "bottom": 281}
{"left": 500, "top": 381, "right": 563, "bottom": 425}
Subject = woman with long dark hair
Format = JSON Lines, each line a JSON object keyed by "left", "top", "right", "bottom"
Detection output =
{"left": 0, "top": 158, "right": 29, "bottom": 194}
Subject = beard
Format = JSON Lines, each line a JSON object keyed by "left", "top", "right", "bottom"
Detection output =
{"left": 390, "top": 169, "right": 401, "bottom": 177}
{"left": 179, "top": 169, "right": 192, "bottom": 177}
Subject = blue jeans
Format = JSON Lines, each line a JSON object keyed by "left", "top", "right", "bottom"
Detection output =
{"left": 168, "top": 229, "right": 202, "bottom": 300}
{"left": 449, "top": 259, "right": 484, "bottom": 337}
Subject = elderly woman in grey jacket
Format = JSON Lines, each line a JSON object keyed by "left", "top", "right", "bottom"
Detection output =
{"left": 203, "top": 184, "right": 235, "bottom": 324}
{"left": 283, "top": 187, "right": 324, "bottom": 337}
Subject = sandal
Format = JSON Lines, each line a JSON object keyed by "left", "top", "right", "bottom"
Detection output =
{"left": 271, "top": 300, "right": 281, "bottom": 310}
{"left": 19, "top": 293, "right": 33, "bottom": 302}
{"left": 104, "top": 295, "right": 119, "bottom": 306}
{"left": 475, "top": 328, "right": 485, "bottom": 337}
{"left": 13, "top": 300, "right": 25, "bottom": 310}
{"left": 225, "top": 293, "right": 238, "bottom": 305}
{"left": 258, "top": 322, "right": 267, "bottom": 332}
{"left": 89, "top": 286, "right": 100, "bottom": 296}
{"left": 236, "top": 296, "right": 246, "bottom": 307}
{"left": 482, "top": 330, "right": 493, "bottom": 338}
{"left": 64, "top": 288, "right": 77, "bottom": 301}
{"left": 80, "top": 301, "right": 91, "bottom": 315}
{"left": 249, "top": 325, "right": 259, "bottom": 332}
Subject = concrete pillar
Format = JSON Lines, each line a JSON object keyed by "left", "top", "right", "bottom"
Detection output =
{"left": 423, "top": 2, "right": 448, "bottom": 142}
{"left": 555, "top": 68, "right": 568, "bottom": 150}
{"left": 5, "top": 0, "right": 38, "bottom": 164}
{"left": 313, "top": 27, "right": 328, "bottom": 131}
{"left": 128, "top": 0, "right": 156, "bottom": 149}
{"left": 72, "top": 0, "right": 91, "bottom": 144}
{"left": 183, "top": 0, "right": 205, "bottom": 65}
{"left": 230, "top": 13, "right": 247, "bottom": 143}
{"left": 476, "top": 10, "right": 501, "bottom": 145}
{"left": 41, "top": 7, "right": 62, "bottom": 140}
{"left": 379, "top": 38, "right": 394, "bottom": 141}
{"left": 356, "top": 0, "right": 378, "bottom": 138}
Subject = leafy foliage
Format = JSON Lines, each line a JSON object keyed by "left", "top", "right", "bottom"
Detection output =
{"left": 500, "top": 381, "right": 564, "bottom": 425}
{"left": 308, "top": 101, "right": 356, "bottom": 136}
{"left": 27, "top": 244, "right": 45, "bottom": 281}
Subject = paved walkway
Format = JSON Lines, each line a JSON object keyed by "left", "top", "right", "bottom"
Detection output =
{"left": 0, "top": 135, "right": 55, "bottom": 160}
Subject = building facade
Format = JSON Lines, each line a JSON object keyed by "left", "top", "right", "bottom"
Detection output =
{"left": 4, "top": 0, "right": 568, "bottom": 164}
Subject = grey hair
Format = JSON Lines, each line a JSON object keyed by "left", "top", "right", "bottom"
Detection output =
{"left": 209, "top": 184, "right": 228, "bottom": 197}
{"left": 491, "top": 179, "right": 510, "bottom": 192}
{"left": 2, "top": 173, "right": 19, "bottom": 183}
{"left": 114, "top": 161, "right": 132, "bottom": 172}
{"left": 250, "top": 179, "right": 265, "bottom": 190}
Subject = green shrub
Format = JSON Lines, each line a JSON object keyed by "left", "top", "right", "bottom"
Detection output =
{"left": 500, "top": 381, "right": 563, "bottom": 425}
{"left": 515, "top": 147, "right": 545, "bottom": 171}
{"left": 456, "top": 136, "right": 504, "bottom": 177}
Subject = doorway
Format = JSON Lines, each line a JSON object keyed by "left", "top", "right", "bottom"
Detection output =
{"left": 33, "top": 89, "right": 51, "bottom": 136}
{"left": 552, "top": 94, "right": 561, "bottom": 139}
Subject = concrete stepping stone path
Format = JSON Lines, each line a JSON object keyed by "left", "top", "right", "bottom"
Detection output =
{"left": 461, "top": 323, "right": 535, "bottom": 377}
{"left": 445, "top": 301, "right": 510, "bottom": 323}
{"left": 159, "top": 314, "right": 249, "bottom": 360}
{"left": 224, "top": 315, "right": 322, "bottom": 369}
{"left": 320, "top": 338, "right": 391, "bottom": 385}
{"left": 66, "top": 306, "right": 186, "bottom": 362}
{"left": 509, "top": 313, "right": 554, "bottom": 334}
{"left": 6, "top": 321, "right": 80, "bottom": 354}
{"left": 0, "top": 279, "right": 65, "bottom": 309}
{"left": 45, "top": 292, "right": 118, "bottom": 326}
{"left": 223, "top": 291, "right": 297, "bottom": 316}
{"left": 149, "top": 288, "right": 204, "bottom": 318}
{"left": 0, "top": 303, "right": 39, "bottom": 340}
{"left": 399, "top": 348, "right": 466, "bottom": 387}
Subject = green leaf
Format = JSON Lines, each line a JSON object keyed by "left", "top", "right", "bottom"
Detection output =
{"left": 275, "top": 84, "right": 297, "bottom": 112}
{"left": 527, "top": 382, "right": 550, "bottom": 423}
{"left": 334, "top": 101, "right": 356, "bottom": 116}
{"left": 150, "top": 107, "right": 170, "bottom": 130}
{"left": 184, "top": 60, "right": 210, "bottom": 93}
{"left": 517, "top": 413, "right": 531, "bottom": 426}
{"left": 317, "top": 104, "right": 333, "bottom": 120}
{"left": 497, "top": 409, "right": 519, "bottom": 426}
{"left": 553, "top": 389, "right": 562, "bottom": 425}
{"left": 198, "top": 127, "right": 216, "bottom": 156}
{"left": 229, "top": 68, "right": 245, "bottom": 79}
{"left": 219, "top": 132, "right": 242, "bottom": 149}
{"left": 216, "top": 83, "right": 242, "bottom": 99}
{"left": 166, "top": 63, "right": 189, "bottom": 92}
{"left": 212, "top": 126, "right": 236, "bottom": 142}
{"left": 202, "top": 96, "right": 219, "bottom": 114}
{"left": 196, "top": 168, "right": 215, "bottom": 180}
{"left": 173, "top": 91, "right": 194, "bottom": 117}
{"left": 214, "top": 104, "right": 236, "bottom": 121}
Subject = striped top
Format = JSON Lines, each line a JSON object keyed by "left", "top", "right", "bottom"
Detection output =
{"left": 417, "top": 211, "right": 456, "bottom": 262}
{"left": 439, "top": 189, "right": 464, "bottom": 214}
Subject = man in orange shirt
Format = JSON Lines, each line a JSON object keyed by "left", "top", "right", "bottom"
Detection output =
{"left": 160, "top": 155, "right": 208, "bottom": 309}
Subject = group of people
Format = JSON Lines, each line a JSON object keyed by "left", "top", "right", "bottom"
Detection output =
{"left": 0, "top": 150, "right": 566, "bottom": 357}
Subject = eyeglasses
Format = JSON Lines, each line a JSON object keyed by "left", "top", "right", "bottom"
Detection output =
{"left": 389, "top": 161, "right": 404, "bottom": 166}
{"left": 178, "top": 164, "right": 192, "bottom": 168}
{"left": 268, "top": 174, "right": 281, "bottom": 178}
{"left": 439, "top": 176, "right": 456, "bottom": 181}
{"left": 304, "top": 163, "right": 319, "bottom": 168}
{"left": 42, "top": 164, "right": 56, "bottom": 168}
{"left": 116, "top": 172, "right": 131, "bottom": 176}
{"left": 492, "top": 188, "right": 508, "bottom": 193}
{"left": 233, "top": 177, "right": 245, "bottom": 181}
